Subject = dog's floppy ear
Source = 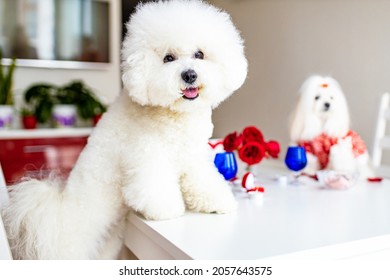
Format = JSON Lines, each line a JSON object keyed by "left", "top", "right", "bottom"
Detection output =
{"left": 121, "top": 46, "right": 155, "bottom": 106}
{"left": 289, "top": 99, "right": 305, "bottom": 142}
{"left": 323, "top": 80, "right": 351, "bottom": 137}
{"left": 289, "top": 95, "right": 321, "bottom": 142}
{"left": 219, "top": 36, "right": 248, "bottom": 98}
{"left": 121, "top": 3, "right": 159, "bottom": 106}
{"left": 213, "top": 50, "right": 248, "bottom": 109}
{"left": 290, "top": 75, "right": 324, "bottom": 142}
{"left": 210, "top": 14, "right": 248, "bottom": 108}
{"left": 289, "top": 76, "right": 320, "bottom": 141}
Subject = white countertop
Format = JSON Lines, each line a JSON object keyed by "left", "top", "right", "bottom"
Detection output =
{"left": 125, "top": 167, "right": 390, "bottom": 260}
{"left": 0, "top": 128, "right": 93, "bottom": 139}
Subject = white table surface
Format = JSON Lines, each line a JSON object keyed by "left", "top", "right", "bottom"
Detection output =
{"left": 125, "top": 166, "right": 390, "bottom": 260}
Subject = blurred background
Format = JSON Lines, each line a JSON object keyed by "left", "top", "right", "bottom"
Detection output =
{"left": 0, "top": 0, "right": 389, "bottom": 165}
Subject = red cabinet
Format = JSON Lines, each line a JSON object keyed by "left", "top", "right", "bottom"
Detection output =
{"left": 0, "top": 131, "right": 90, "bottom": 185}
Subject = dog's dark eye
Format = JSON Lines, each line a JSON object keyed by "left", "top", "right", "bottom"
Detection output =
{"left": 163, "top": 54, "right": 176, "bottom": 63}
{"left": 315, "top": 95, "right": 320, "bottom": 100}
{"left": 194, "top": 50, "right": 204, "bottom": 60}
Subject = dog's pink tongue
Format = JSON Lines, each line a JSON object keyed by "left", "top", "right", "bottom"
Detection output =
{"left": 182, "top": 88, "right": 199, "bottom": 98}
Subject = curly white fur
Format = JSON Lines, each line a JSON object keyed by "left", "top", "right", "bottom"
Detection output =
{"left": 2, "top": 0, "right": 247, "bottom": 259}
{"left": 289, "top": 75, "right": 373, "bottom": 176}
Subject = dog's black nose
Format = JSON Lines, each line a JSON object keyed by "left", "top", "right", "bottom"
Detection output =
{"left": 181, "top": 69, "right": 197, "bottom": 84}
{"left": 324, "top": 102, "right": 331, "bottom": 110}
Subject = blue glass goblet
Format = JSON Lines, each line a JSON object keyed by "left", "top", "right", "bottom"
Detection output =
{"left": 284, "top": 146, "right": 307, "bottom": 184}
{"left": 214, "top": 152, "right": 238, "bottom": 181}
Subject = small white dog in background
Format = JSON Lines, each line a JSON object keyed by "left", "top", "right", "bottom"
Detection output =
{"left": 2, "top": 0, "right": 247, "bottom": 259}
{"left": 289, "top": 75, "right": 373, "bottom": 177}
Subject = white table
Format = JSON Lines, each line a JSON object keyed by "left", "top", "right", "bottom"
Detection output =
{"left": 124, "top": 166, "right": 390, "bottom": 260}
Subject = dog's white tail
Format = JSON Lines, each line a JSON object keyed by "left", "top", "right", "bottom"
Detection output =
{"left": 1, "top": 175, "right": 121, "bottom": 259}
{"left": 2, "top": 178, "right": 79, "bottom": 259}
{"left": 3, "top": 174, "right": 126, "bottom": 259}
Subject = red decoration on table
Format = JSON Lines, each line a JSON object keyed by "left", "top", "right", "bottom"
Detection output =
{"left": 242, "top": 172, "right": 255, "bottom": 189}
{"left": 239, "top": 142, "right": 265, "bottom": 165}
{"left": 208, "top": 140, "right": 223, "bottom": 149}
{"left": 367, "top": 177, "right": 383, "bottom": 183}
{"left": 247, "top": 186, "right": 265, "bottom": 193}
{"left": 242, "top": 126, "right": 264, "bottom": 145}
{"left": 241, "top": 172, "right": 265, "bottom": 193}
{"left": 301, "top": 172, "right": 318, "bottom": 181}
{"left": 222, "top": 132, "right": 242, "bottom": 152}
{"left": 222, "top": 126, "right": 281, "bottom": 167}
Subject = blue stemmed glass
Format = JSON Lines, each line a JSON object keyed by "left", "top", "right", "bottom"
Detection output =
{"left": 214, "top": 152, "right": 238, "bottom": 181}
{"left": 284, "top": 146, "right": 307, "bottom": 184}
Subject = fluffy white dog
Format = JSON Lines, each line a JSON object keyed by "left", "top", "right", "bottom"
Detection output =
{"left": 289, "top": 75, "right": 373, "bottom": 177}
{"left": 2, "top": 0, "right": 247, "bottom": 259}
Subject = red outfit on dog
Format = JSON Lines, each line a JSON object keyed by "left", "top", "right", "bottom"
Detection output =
{"left": 298, "top": 130, "right": 367, "bottom": 169}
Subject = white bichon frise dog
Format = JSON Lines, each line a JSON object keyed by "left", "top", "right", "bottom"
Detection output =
{"left": 2, "top": 0, "right": 247, "bottom": 259}
{"left": 289, "top": 75, "right": 373, "bottom": 177}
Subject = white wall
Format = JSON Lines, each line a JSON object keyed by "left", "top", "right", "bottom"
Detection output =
{"left": 12, "top": 0, "right": 121, "bottom": 105}
{"left": 209, "top": 0, "right": 390, "bottom": 161}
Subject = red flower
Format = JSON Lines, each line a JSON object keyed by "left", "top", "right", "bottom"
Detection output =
{"left": 242, "top": 126, "right": 264, "bottom": 145}
{"left": 238, "top": 141, "right": 265, "bottom": 165}
{"left": 221, "top": 126, "right": 280, "bottom": 167}
{"left": 223, "top": 132, "right": 242, "bottom": 152}
{"left": 266, "top": 140, "right": 280, "bottom": 158}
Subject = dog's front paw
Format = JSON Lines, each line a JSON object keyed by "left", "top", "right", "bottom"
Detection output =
{"left": 139, "top": 200, "right": 186, "bottom": 221}
{"left": 208, "top": 193, "right": 237, "bottom": 214}
{"left": 185, "top": 187, "right": 237, "bottom": 214}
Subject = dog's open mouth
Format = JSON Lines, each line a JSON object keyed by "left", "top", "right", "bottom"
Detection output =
{"left": 181, "top": 87, "right": 199, "bottom": 100}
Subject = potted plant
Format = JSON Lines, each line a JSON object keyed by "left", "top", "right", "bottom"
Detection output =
{"left": 0, "top": 48, "right": 16, "bottom": 129}
{"left": 59, "top": 81, "right": 107, "bottom": 126}
{"left": 24, "top": 80, "right": 106, "bottom": 127}
{"left": 24, "top": 83, "right": 57, "bottom": 124}
{"left": 20, "top": 106, "right": 38, "bottom": 129}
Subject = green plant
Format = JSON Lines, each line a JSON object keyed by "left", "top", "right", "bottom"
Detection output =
{"left": 24, "top": 83, "right": 57, "bottom": 123}
{"left": 60, "top": 81, "right": 107, "bottom": 119}
{"left": 24, "top": 80, "right": 106, "bottom": 123}
{"left": 0, "top": 48, "right": 17, "bottom": 105}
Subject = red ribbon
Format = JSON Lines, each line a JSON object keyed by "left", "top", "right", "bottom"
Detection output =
{"left": 247, "top": 186, "right": 265, "bottom": 193}
{"left": 208, "top": 140, "right": 223, "bottom": 149}
{"left": 367, "top": 177, "right": 383, "bottom": 182}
